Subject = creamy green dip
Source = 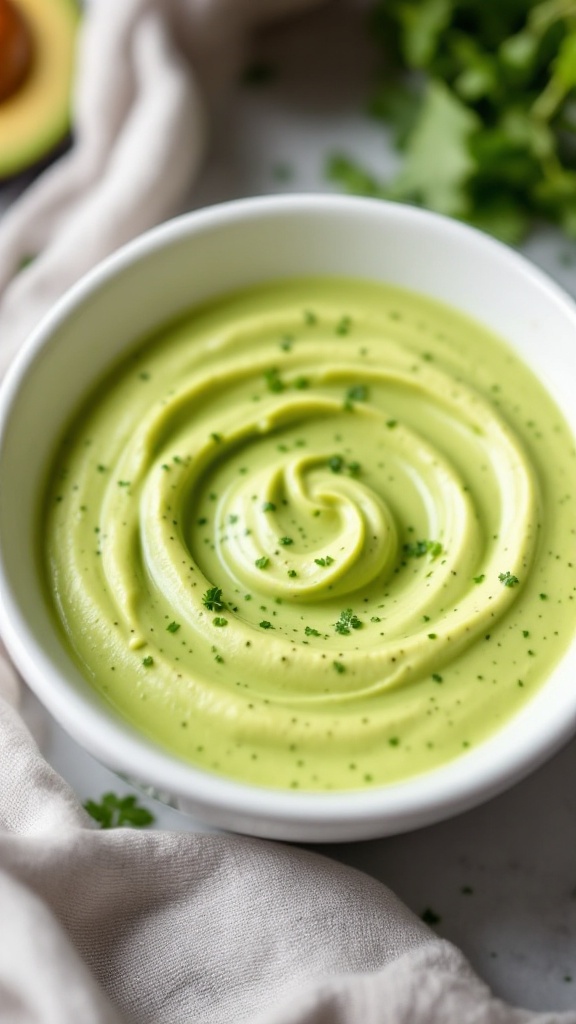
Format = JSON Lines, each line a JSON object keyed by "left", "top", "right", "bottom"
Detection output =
{"left": 44, "top": 277, "right": 576, "bottom": 791}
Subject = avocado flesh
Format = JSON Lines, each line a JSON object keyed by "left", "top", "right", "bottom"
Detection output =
{"left": 0, "top": 0, "right": 79, "bottom": 180}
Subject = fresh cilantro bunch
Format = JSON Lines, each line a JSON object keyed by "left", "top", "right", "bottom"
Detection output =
{"left": 328, "top": 0, "right": 576, "bottom": 243}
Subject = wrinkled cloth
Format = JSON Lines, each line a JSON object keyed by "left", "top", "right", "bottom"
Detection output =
{"left": 1, "top": 2, "right": 575, "bottom": 1022}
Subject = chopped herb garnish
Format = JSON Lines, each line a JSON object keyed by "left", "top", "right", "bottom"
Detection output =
{"left": 386, "top": 419, "right": 397, "bottom": 429}
{"left": 499, "top": 571, "right": 519, "bottom": 587}
{"left": 203, "top": 586, "right": 224, "bottom": 611}
{"left": 262, "top": 501, "right": 276, "bottom": 512}
{"left": 213, "top": 617, "right": 228, "bottom": 627}
{"left": 334, "top": 608, "right": 362, "bottom": 635}
{"left": 166, "top": 621, "right": 180, "bottom": 633}
{"left": 314, "top": 556, "right": 334, "bottom": 567}
{"left": 333, "top": 661, "right": 346, "bottom": 673}
{"left": 305, "top": 626, "right": 321, "bottom": 637}
{"left": 404, "top": 539, "right": 443, "bottom": 559}
{"left": 142, "top": 655, "right": 154, "bottom": 667}
{"left": 279, "top": 536, "right": 293, "bottom": 546}
{"left": 264, "top": 367, "right": 285, "bottom": 393}
{"left": 255, "top": 556, "right": 270, "bottom": 569}
{"left": 259, "top": 620, "right": 274, "bottom": 629}
{"left": 211, "top": 432, "right": 222, "bottom": 443}
{"left": 344, "top": 383, "right": 368, "bottom": 407}
{"left": 83, "top": 792, "right": 155, "bottom": 829}
{"left": 328, "top": 454, "right": 345, "bottom": 473}
{"left": 473, "top": 574, "right": 485, "bottom": 584}
{"left": 293, "top": 376, "right": 310, "bottom": 389}
{"left": 287, "top": 569, "right": 298, "bottom": 578}
{"left": 336, "top": 315, "right": 352, "bottom": 335}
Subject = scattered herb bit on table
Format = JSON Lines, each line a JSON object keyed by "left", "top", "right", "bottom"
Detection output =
{"left": 84, "top": 792, "right": 155, "bottom": 829}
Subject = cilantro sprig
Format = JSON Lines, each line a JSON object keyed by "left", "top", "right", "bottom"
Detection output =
{"left": 84, "top": 792, "right": 155, "bottom": 829}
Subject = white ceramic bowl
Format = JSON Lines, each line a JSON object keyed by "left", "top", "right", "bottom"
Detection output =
{"left": 1, "top": 194, "right": 576, "bottom": 843}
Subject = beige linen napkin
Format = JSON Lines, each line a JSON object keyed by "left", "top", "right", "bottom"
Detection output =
{"left": 0, "top": 3, "right": 575, "bottom": 1022}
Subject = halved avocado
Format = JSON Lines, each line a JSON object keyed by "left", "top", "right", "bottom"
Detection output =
{"left": 0, "top": 0, "right": 79, "bottom": 180}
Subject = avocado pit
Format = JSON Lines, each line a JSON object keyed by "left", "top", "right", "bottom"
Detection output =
{"left": 0, "top": 0, "right": 34, "bottom": 104}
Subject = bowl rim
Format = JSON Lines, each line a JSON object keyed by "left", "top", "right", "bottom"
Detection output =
{"left": 2, "top": 192, "right": 576, "bottom": 839}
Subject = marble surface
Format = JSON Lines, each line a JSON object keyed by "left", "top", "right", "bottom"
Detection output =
{"left": 3, "top": 2, "right": 576, "bottom": 1013}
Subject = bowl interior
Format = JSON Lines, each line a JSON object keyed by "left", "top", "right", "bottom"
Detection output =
{"left": 1, "top": 195, "right": 576, "bottom": 841}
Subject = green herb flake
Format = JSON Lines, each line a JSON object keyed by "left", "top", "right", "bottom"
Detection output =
{"left": 473, "top": 574, "right": 485, "bottom": 584}
{"left": 336, "top": 315, "right": 352, "bottom": 335}
{"left": 255, "top": 556, "right": 270, "bottom": 569}
{"left": 166, "top": 621, "right": 180, "bottom": 633}
{"left": 499, "top": 571, "right": 520, "bottom": 587}
{"left": 259, "top": 620, "right": 274, "bottom": 629}
{"left": 213, "top": 617, "right": 228, "bottom": 627}
{"left": 334, "top": 608, "right": 362, "bottom": 635}
{"left": 279, "top": 536, "right": 294, "bottom": 546}
{"left": 328, "top": 455, "right": 345, "bottom": 473}
{"left": 262, "top": 501, "right": 276, "bottom": 512}
{"left": 264, "top": 367, "right": 285, "bottom": 393}
{"left": 305, "top": 626, "right": 321, "bottom": 637}
{"left": 404, "top": 539, "right": 443, "bottom": 559}
{"left": 333, "top": 661, "right": 346, "bottom": 674}
{"left": 314, "top": 556, "right": 334, "bottom": 567}
{"left": 344, "top": 383, "right": 368, "bottom": 407}
{"left": 287, "top": 569, "right": 298, "bottom": 578}
{"left": 83, "top": 792, "right": 155, "bottom": 829}
{"left": 142, "top": 656, "right": 154, "bottom": 667}
{"left": 203, "top": 586, "right": 224, "bottom": 611}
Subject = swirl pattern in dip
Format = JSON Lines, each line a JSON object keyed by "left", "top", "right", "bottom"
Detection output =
{"left": 44, "top": 278, "right": 576, "bottom": 790}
